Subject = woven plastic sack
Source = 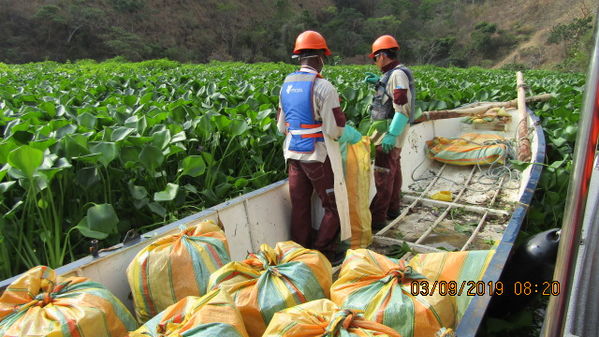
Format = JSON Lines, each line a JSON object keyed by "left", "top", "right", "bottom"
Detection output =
{"left": 263, "top": 298, "right": 401, "bottom": 337}
{"left": 0, "top": 265, "right": 137, "bottom": 337}
{"left": 129, "top": 288, "right": 248, "bottom": 337}
{"left": 408, "top": 250, "right": 495, "bottom": 321}
{"left": 425, "top": 133, "right": 508, "bottom": 165}
{"left": 341, "top": 136, "right": 374, "bottom": 249}
{"left": 208, "top": 241, "right": 332, "bottom": 337}
{"left": 331, "top": 249, "right": 455, "bottom": 337}
{"left": 127, "top": 219, "right": 230, "bottom": 322}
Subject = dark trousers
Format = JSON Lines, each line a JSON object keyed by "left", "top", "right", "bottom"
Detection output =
{"left": 288, "top": 157, "right": 339, "bottom": 257}
{"left": 370, "top": 145, "right": 402, "bottom": 224}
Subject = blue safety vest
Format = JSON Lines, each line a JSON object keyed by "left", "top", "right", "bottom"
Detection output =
{"left": 280, "top": 71, "right": 324, "bottom": 153}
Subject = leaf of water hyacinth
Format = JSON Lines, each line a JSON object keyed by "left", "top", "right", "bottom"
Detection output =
{"left": 111, "top": 127, "right": 136, "bottom": 142}
{"left": 139, "top": 144, "right": 164, "bottom": 171}
{"left": 89, "top": 142, "right": 118, "bottom": 167}
{"left": 77, "top": 112, "right": 97, "bottom": 129}
{"left": 152, "top": 129, "right": 171, "bottom": 149}
{"left": 76, "top": 203, "right": 119, "bottom": 239}
{"left": 154, "top": 183, "right": 179, "bottom": 202}
{"left": 180, "top": 155, "right": 206, "bottom": 177}
{"left": 8, "top": 145, "right": 43, "bottom": 178}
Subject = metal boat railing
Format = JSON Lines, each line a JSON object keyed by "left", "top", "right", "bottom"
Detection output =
{"left": 542, "top": 12, "right": 599, "bottom": 337}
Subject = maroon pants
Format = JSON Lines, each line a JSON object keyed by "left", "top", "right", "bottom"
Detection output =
{"left": 370, "top": 145, "right": 402, "bottom": 224}
{"left": 288, "top": 157, "right": 339, "bottom": 257}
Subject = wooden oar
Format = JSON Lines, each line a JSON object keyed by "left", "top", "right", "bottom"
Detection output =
{"left": 414, "top": 93, "right": 552, "bottom": 123}
{"left": 516, "top": 71, "right": 532, "bottom": 162}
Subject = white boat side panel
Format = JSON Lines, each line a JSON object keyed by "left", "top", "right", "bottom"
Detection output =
{"left": 216, "top": 203, "right": 255, "bottom": 261}
{"left": 246, "top": 183, "right": 292, "bottom": 250}
{"left": 77, "top": 248, "right": 142, "bottom": 309}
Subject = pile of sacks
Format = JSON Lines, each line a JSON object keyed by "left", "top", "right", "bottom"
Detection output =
{"left": 0, "top": 218, "right": 494, "bottom": 337}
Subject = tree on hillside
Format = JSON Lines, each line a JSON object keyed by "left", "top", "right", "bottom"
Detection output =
{"left": 34, "top": 5, "right": 66, "bottom": 47}
{"left": 363, "top": 15, "right": 402, "bottom": 42}
{"left": 35, "top": 2, "right": 106, "bottom": 44}
{"left": 470, "top": 22, "right": 497, "bottom": 58}
{"left": 412, "top": 38, "right": 448, "bottom": 64}
{"left": 212, "top": 1, "right": 242, "bottom": 60}
{"left": 378, "top": 0, "right": 417, "bottom": 22}
{"left": 547, "top": 11, "right": 595, "bottom": 71}
{"left": 109, "top": 0, "right": 145, "bottom": 12}
{"left": 278, "top": 9, "right": 321, "bottom": 59}
{"left": 333, "top": 0, "right": 377, "bottom": 17}
{"left": 322, "top": 7, "right": 367, "bottom": 56}
{"left": 65, "top": 3, "right": 106, "bottom": 45}
{"left": 33, "top": 1, "right": 107, "bottom": 60}
{"left": 0, "top": 4, "right": 36, "bottom": 63}
{"left": 102, "top": 27, "right": 151, "bottom": 61}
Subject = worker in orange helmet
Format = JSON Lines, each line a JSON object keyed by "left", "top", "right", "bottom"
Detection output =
{"left": 364, "top": 35, "right": 416, "bottom": 231}
{"left": 277, "top": 30, "right": 361, "bottom": 265}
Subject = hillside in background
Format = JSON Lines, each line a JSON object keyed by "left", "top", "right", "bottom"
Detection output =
{"left": 0, "top": 0, "right": 336, "bottom": 63}
{"left": 462, "top": 0, "right": 595, "bottom": 69}
{"left": 0, "top": 0, "right": 596, "bottom": 70}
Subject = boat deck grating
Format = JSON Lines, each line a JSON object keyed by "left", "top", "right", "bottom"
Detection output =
{"left": 371, "top": 161, "right": 520, "bottom": 258}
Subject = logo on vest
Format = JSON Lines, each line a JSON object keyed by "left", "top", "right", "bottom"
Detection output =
{"left": 286, "top": 84, "right": 303, "bottom": 94}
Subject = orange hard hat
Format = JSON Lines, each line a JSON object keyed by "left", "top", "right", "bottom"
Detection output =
{"left": 369, "top": 35, "right": 400, "bottom": 58}
{"left": 293, "top": 30, "right": 332, "bottom": 56}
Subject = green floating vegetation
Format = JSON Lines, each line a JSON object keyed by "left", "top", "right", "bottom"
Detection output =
{"left": 0, "top": 61, "right": 585, "bottom": 279}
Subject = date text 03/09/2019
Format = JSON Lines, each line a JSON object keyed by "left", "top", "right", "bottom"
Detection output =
{"left": 409, "top": 280, "right": 561, "bottom": 297}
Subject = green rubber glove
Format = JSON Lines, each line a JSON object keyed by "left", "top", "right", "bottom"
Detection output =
{"left": 338, "top": 125, "right": 362, "bottom": 145}
{"left": 363, "top": 72, "right": 380, "bottom": 85}
{"left": 382, "top": 113, "right": 409, "bottom": 153}
{"left": 388, "top": 112, "right": 408, "bottom": 136}
{"left": 381, "top": 133, "right": 396, "bottom": 153}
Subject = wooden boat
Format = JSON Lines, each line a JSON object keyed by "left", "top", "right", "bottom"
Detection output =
{"left": 0, "top": 75, "right": 545, "bottom": 335}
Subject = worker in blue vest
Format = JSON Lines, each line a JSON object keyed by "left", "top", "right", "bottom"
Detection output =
{"left": 277, "top": 30, "right": 361, "bottom": 265}
{"left": 364, "top": 35, "right": 416, "bottom": 230}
